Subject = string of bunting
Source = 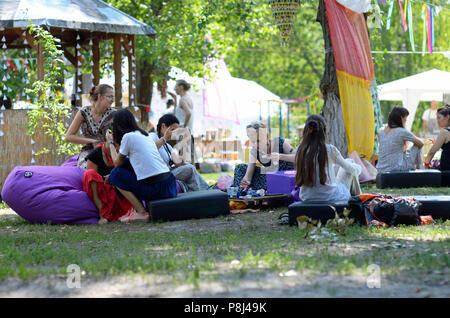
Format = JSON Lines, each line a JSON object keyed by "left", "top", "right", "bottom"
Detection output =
{"left": 381, "top": 0, "right": 447, "bottom": 55}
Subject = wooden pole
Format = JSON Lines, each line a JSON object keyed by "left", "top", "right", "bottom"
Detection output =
{"left": 113, "top": 34, "right": 122, "bottom": 108}
{"left": 127, "top": 35, "right": 136, "bottom": 107}
{"left": 92, "top": 39, "right": 100, "bottom": 86}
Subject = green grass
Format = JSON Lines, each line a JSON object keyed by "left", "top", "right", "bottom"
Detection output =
{"left": 0, "top": 175, "right": 449, "bottom": 287}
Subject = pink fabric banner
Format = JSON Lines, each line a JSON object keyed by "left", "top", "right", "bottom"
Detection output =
{"left": 325, "top": 0, "right": 374, "bottom": 81}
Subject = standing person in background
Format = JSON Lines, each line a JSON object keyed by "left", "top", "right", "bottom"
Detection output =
{"left": 65, "top": 84, "right": 116, "bottom": 169}
{"left": 174, "top": 79, "right": 195, "bottom": 164}
{"left": 422, "top": 100, "right": 440, "bottom": 138}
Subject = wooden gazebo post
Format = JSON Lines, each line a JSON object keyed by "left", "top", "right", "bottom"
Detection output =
{"left": 121, "top": 34, "right": 137, "bottom": 108}
{"left": 92, "top": 38, "right": 100, "bottom": 86}
{"left": 113, "top": 34, "right": 122, "bottom": 108}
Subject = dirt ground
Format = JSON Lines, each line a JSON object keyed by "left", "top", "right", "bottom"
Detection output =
{"left": 0, "top": 207, "right": 449, "bottom": 298}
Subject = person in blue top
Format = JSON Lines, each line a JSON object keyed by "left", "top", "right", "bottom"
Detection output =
{"left": 425, "top": 105, "right": 450, "bottom": 171}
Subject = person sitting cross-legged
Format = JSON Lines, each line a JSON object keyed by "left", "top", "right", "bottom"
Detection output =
{"left": 149, "top": 114, "right": 209, "bottom": 192}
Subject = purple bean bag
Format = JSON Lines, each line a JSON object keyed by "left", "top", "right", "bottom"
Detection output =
{"left": 1, "top": 164, "right": 99, "bottom": 225}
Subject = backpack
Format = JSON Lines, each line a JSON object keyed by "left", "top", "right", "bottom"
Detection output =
{"left": 350, "top": 194, "right": 423, "bottom": 227}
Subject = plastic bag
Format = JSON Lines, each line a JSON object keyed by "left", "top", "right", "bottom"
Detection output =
{"left": 348, "top": 151, "right": 376, "bottom": 183}
{"left": 217, "top": 173, "right": 234, "bottom": 191}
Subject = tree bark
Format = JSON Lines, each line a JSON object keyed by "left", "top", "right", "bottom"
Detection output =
{"left": 136, "top": 60, "right": 154, "bottom": 128}
{"left": 316, "top": 0, "right": 348, "bottom": 157}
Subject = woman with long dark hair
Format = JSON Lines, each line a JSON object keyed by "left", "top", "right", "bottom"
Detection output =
{"left": 294, "top": 115, "right": 361, "bottom": 202}
{"left": 149, "top": 114, "right": 209, "bottom": 192}
{"left": 105, "top": 109, "right": 177, "bottom": 221}
{"left": 424, "top": 105, "right": 450, "bottom": 170}
{"left": 376, "top": 106, "right": 424, "bottom": 173}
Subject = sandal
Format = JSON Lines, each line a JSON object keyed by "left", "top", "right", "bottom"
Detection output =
{"left": 278, "top": 212, "right": 289, "bottom": 225}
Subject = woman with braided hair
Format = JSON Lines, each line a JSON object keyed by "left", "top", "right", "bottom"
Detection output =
{"left": 294, "top": 114, "right": 362, "bottom": 202}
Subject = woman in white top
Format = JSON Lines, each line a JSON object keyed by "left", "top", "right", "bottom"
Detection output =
{"left": 174, "top": 79, "right": 195, "bottom": 163}
{"left": 295, "top": 115, "right": 362, "bottom": 202}
{"left": 376, "top": 106, "right": 424, "bottom": 173}
{"left": 149, "top": 114, "right": 209, "bottom": 192}
{"left": 107, "top": 109, "right": 177, "bottom": 221}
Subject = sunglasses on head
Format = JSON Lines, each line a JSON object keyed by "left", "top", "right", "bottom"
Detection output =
{"left": 246, "top": 124, "right": 261, "bottom": 130}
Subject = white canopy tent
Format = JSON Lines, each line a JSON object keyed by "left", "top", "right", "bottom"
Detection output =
{"left": 63, "top": 59, "right": 280, "bottom": 142}
{"left": 150, "top": 62, "right": 280, "bottom": 141}
{"left": 378, "top": 69, "right": 450, "bottom": 130}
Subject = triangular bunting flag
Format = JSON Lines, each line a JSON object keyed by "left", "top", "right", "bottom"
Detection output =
{"left": 2, "top": 43, "right": 6, "bottom": 49}
{"left": 0, "top": 119, "right": 4, "bottom": 125}
{"left": 30, "top": 138, "right": 35, "bottom": 144}
{"left": 31, "top": 158, "right": 35, "bottom": 164}
{"left": 0, "top": 112, "right": 3, "bottom": 118}
{"left": 134, "top": 107, "right": 138, "bottom": 112}
{"left": 32, "top": 150, "right": 35, "bottom": 155}
{"left": 0, "top": 106, "right": 5, "bottom": 110}
{"left": 0, "top": 131, "right": 3, "bottom": 137}
{"left": 1, "top": 36, "right": 5, "bottom": 42}
{"left": 23, "top": 38, "right": 28, "bottom": 45}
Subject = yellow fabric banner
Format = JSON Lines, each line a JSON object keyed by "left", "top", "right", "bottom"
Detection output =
{"left": 337, "top": 70, "right": 374, "bottom": 158}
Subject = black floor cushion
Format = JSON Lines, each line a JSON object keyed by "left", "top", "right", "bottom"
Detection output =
{"left": 414, "top": 195, "right": 450, "bottom": 220}
{"left": 376, "top": 169, "right": 442, "bottom": 188}
{"left": 288, "top": 201, "right": 364, "bottom": 226}
{"left": 441, "top": 171, "right": 450, "bottom": 187}
{"left": 146, "top": 190, "right": 230, "bottom": 222}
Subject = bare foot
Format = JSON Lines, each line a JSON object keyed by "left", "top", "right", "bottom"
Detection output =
{"left": 98, "top": 217, "right": 108, "bottom": 225}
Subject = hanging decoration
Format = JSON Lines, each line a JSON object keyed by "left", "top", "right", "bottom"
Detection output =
{"left": 399, "top": 0, "right": 408, "bottom": 31}
{"left": 422, "top": 4, "right": 434, "bottom": 55}
{"left": 407, "top": 0, "right": 415, "bottom": 51}
{"left": 267, "top": 0, "right": 301, "bottom": 44}
{"left": 385, "top": 0, "right": 395, "bottom": 30}
{"left": 367, "top": 0, "right": 383, "bottom": 29}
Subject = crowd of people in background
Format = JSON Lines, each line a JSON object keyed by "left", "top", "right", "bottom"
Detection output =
{"left": 62, "top": 81, "right": 450, "bottom": 224}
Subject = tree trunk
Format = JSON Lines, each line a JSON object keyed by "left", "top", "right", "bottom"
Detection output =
{"left": 136, "top": 60, "right": 153, "bottom": 129}
{"left": 316, "top": 0, "right": 348, "bottom": 157}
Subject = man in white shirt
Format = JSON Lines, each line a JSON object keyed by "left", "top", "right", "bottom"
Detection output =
{"left": 422, "top": 101, "right": 439, "bottom": 138}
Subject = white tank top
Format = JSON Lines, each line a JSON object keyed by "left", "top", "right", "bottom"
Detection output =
{"left": 175, "top": 97, "right": 194, "bottom": 132}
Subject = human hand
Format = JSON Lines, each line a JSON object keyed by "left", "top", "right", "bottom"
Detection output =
{"left": 240, "top": 177, "right": 251, "bottom": 190}
{"left": 105, "top": 130, "right": 113, "bottom": 143}
{"left": 268, "top": 153, "right": 280, "bottom": 163}
{"left": 163, "top": 126, "right": 176, "bottom": 141}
